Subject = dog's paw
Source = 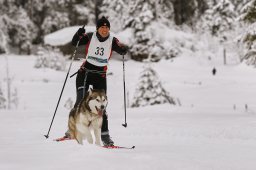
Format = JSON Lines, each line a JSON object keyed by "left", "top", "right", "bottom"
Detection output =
{"left": 95, "top": 141, "right": 101, "bottom": 146}
{"left": 87, "top": 137, "right": 93, "bottom": 144}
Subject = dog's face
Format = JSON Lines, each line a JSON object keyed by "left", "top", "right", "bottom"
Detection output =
{"left": 87, "top": 89, "right": 108, "bottom": 116}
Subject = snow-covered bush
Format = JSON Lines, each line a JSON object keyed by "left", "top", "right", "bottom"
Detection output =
{"left": 64, "top": 97, "right": 74, "bottom": 110}
{"left": 242, "top": 50, "right": 256, "bottom": 66}
{"left": 165, "top": 47, "right": 181, "bottom": 60}
{"left": 0, "top": 80, "right": 18, "bottom": 110}
{"left": 131, "top": 64, "right": 175, "bottom": 107}
{"left": 0, "top": 86, "right": 6, "bottom": 109}
{"left": 35, "top": 46, "right": 66, "bottom": 71}
{"left": 10, "top": 88, "right": 18, "bottom": 109}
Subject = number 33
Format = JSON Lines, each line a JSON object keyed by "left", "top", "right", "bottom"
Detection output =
{"left": 95, "top": 47, "right": 104, "bottom": 56}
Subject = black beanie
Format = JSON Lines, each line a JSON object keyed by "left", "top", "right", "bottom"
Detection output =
{"left": 96, "top": 16, "right": 110, "bottom": 30}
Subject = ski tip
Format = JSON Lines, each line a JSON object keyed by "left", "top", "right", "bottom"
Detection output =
{"left": 53, "top": 136, "right": 72, "bottom": 142}
{"left": 44, "top": 135, "right": 49, "bottom": 139}
{"left": 103, "top": 145, "right": 135, "bottom": 149}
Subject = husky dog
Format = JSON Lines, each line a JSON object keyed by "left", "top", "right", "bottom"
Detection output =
{"left": 68, "top": 89, "right": 107, "bottom": 145}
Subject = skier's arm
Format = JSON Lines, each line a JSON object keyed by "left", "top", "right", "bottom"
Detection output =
{"left": 112, "top": 37, "right": 129, "bottom": 55}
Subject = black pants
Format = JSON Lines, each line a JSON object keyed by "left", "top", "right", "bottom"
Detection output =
{"left": 74, "top": 69, "right": 109, "bottom": 135}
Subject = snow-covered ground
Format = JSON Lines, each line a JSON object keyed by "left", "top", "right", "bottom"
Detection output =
{"left": 1, "top": 52, "right": 256, "bottom": 170}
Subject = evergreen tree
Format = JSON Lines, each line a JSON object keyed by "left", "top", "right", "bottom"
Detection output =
{"left": 233, "top": 0, "right": 252, "bottom": 17}
{"left": 239, "top": 1, "right": 256, "bottom": 33}
{"left": 131, "top": 64, "right": 175, "bottom": 107}
{"left": 71, "top": 1, "right": 96, "bottom": 26}
{"left": 101, "top": 0, "right": 177, "bottom": 62}
{"left": 100, "top": 0, "right": 129, "bottom": 32}
{"left": 237, "top": 0, "right": 256, "bottom": 66}
{"left": 172, "top": 0, "right": 208, "bottom": 26}
{"left": 0, "top": 28, "right": 8, "bottom": 54}
{"left": 197, "top": 0, "right": 236, "bottom": 36}
{"left": 41, "top": 11, "right": 70, "bottom": 35}
{"left": 1, "top": 0, "right": 96, "bottom": 48}
{"left": 2, "top": 5, "right": 38, "bottom": 54}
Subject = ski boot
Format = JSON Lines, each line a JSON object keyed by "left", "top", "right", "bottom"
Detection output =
{"left": 101, "top": 134, "right": 114, "bottom": 146}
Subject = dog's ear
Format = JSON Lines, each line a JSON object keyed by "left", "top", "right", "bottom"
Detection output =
{"left": 101, "top": 89, "right": 107, "bottom": 100}
{"left": 87, "top": 85, "right": 93, "bottom": 95}
{"left": 88, "top": 85, "right": 93, "bottom": 91}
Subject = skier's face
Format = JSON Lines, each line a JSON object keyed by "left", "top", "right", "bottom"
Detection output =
{"left": 98, "top": 26, "right": 110, "bottom": 38}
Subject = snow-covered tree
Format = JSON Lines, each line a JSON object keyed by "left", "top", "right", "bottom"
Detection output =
{"left": 197, "top": 0, "right": 236, "bottom": 37}
{"left": 172, "top": 0, "right": 208, "bottom": 26}
{"left": 238, "top": 22, "right": 256, "bottom": 66}
{"left": 71, "top": 3, "right": 95, "bottom": 26}
{"left": 42, "top": 11, "right": 70, "bottom": 35}
{"left": 234, "top": 0, "right": 252, "bottom": 18}
{"left": 101, "top": 0, "right": 176, "bottom": 62}
{"left": 2, "top": 6, "right": 38, "bottom": 54}
{"left": 128, "top": 0, "right": 175, "bottom": 61}
{"left": 131, "top": 64, "right": 175, "bottom": 107}
{"left": 235, "top": 1, "right": 256, "bottom": 66}
{"left": 0, "top": 27, "right": 8, "bottom": 54}
{"left": 100, "top": 0, "right": 129, "bottom": 32}
{"left": 35, "top": 46, "right": 67, "bottom": 71}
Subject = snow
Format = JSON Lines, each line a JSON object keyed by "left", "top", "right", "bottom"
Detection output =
{"left": 1, "top": 25, "right": 256, "bottom": 170}
{"left": 44, "top": 26, "right": 96, "bottom": 46}
{"left": 44, "top": 25, "right": 133, "bottom": 46}
{"left": 1, "top": 53, "right": 256, "bottom": 170}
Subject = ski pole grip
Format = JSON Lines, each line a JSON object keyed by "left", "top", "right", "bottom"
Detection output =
{"left": 79, "top": 25, "right": 86, "bottom": 38}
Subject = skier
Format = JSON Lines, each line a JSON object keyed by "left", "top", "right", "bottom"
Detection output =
{"left": 65, "top": 16, "right": 128, "bottom": 146}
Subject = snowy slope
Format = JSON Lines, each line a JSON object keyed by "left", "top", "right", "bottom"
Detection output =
{"left": 1, "top": 53, "right": 256, "bottom": 170}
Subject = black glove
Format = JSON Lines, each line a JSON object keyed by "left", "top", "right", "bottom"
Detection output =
{"left": 77, "top": 27, "right": 85, "bottom": 36}
{"left": 120, "top": 45, "right": 129, "bottom": 55}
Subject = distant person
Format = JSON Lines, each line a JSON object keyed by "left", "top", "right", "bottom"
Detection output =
{"left": 65, "top": 16, "right": 128, "bottom": 146}
{"left": 212, "top": 67, "right": 217, "bottom": 75}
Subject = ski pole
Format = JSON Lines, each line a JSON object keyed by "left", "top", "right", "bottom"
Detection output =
{"left": 122, "top": 55, "right": 127, "bottom": 128}
{"left": 44, "top": 25, "right": 85, "bottom": 139}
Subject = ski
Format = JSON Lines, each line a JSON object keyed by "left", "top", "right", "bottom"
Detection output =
{"left": 54, "top": 136, "right": 73, "bottom": 142}
{"left": 103, "top": 145, "right": 135, "bottom": 149}
{"left": 54, "top": 137, "right": 135, "bottom": 149}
